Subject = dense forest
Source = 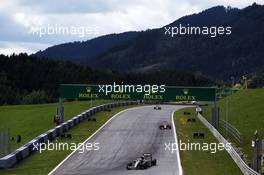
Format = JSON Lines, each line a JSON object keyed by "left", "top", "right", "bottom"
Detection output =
{"left": 35, "top": 4, "right": 264, "bottom": 81}
{"left": 34, "top": 32, "right": 139, "bottom": 64}
{"left": 88, "top": 4, "right": 264, "bottom": 80}
{"left": 247, "top": 71, "right": 264, "bottom": 88}
{"left": 0, "top": 54, "right": 214, "bottom": 105}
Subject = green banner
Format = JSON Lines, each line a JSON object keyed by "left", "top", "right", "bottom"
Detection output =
{"left": 59, "top": 84, "right": 216, "bottom": 102}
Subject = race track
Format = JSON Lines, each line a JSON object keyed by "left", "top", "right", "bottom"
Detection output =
{"left": 49, "top": 105, "right": 185, "bottom": 175}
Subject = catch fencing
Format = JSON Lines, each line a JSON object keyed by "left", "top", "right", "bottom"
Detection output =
{"left": 219, "top": 119, "right": 243, "bottom": 144}
{"left": 197, "top": 113, "right": 259, "bottom": 175}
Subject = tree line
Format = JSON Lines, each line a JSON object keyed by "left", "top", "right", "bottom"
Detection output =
{"left": 0, "top": 53, "right": 214, "bottom": 105}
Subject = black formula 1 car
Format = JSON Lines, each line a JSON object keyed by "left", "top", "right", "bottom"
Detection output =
{"left": 159, "top": 121, "right": 171, "bottom": 130}
{"left": 154, "top": 106, "right": 161, "bottom": 110}
{"left": 126, "top": 153, "right": 157, "bottom": 170}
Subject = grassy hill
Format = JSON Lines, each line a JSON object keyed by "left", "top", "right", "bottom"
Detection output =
{"left": 0, "top": 100, "right": 112, "bottom": 154}
{"left": 0, "top": 105, "right": 135, "bottom": 175}
{"left": 204, "top": 88, "right": 264, "bottom": 162}
{"left": 174, "top": 108, "right": 242, "bottom": 175}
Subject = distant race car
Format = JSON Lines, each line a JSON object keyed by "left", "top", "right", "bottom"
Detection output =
{"left": 159, "top": 121, "right": 171, "bottom": 130}
{"left": 190, "top": 101, "right": 197, "bottom": 105}
{"left": 154, "top": 106, "right": 161, "bottom": 110}
{"left": 127, "top": 153, "right": 157, "bottom": 170}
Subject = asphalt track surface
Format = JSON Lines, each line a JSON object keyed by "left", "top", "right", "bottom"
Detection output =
{"left": 50, "top": 105, "right": 185, "bottom": 175}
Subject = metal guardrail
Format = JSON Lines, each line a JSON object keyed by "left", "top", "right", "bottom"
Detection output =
{"left": 219, "top": 119, "right": 243, "bottom": 144}
{"left": 0, "top": 101, "right": 138, "bottom": 169}
{"left": 197, "top": 113, "right": 259, "bottom": 175}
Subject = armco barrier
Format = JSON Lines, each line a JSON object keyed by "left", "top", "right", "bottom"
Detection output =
{"left": 46, "top": 129, "right": 56, "bottom": 140}
{"left": 197, "top": 113, "right": 259, "bottom": 175}
{"left": 0, "top": 101, "right": 137, "bottom": 169}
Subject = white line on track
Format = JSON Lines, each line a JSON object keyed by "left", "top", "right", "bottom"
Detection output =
{"left": 48, "top": 106, "right": 150, "bottom": 175}
{"left": 171, "top": 111, "right": 183, "bottom": 175}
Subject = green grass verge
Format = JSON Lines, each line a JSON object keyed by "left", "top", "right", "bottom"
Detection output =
{"left": 0, "top": 100, "right": 113, "bottom": 153}
{"left": 0, "top": 105, "right": 136, "bottom": 175}
{"left": 203, "top": 88, "right": 264, "bottom": 162}
{"left": 174, "top": 107, "right": 242, "bottom": 175}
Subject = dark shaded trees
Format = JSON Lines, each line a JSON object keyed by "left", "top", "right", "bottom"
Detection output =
{"left": 0, "top": 54, "right": 214, "bottom": 105}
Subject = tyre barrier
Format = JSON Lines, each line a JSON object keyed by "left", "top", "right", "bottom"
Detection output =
{"left": 0, "top": 101, "right": 138, "bottom": 169}
{"left": 46, "top": 129, "right": 57, "bottom": 140}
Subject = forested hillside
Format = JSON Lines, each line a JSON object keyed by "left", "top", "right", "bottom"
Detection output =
{"left": 0, "top": 54, "right": 214, "bottom": 105}
{"left": 34, "top": 4, "right": 264, "bottom": 81}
